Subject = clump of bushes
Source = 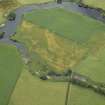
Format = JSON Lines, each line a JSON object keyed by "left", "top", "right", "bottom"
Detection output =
{"left": 7, "top": 12, "right": 16, "bottom": 21}
{"left": 0, "top": 32, "right": 5, "bottom": 39}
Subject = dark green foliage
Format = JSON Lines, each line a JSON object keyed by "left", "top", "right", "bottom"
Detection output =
{"left": 7, "top": 12, "right": 16, "bottom": 21}
{"left": 57, "top": 0, "right": 62, "bottom": 4}
{"left": 0, "top": 32, "right": 5, "bottom": 39}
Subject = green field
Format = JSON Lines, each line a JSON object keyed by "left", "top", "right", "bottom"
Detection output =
{"left": 8, "top": 37, "right": 105, "bottom": 105}
{"left": 12, "top": 20, "right": 87, "bottom": 71}
{"left": 0, "top": 43, "right": 23, "bottom": 105}
{"left": 1, "top": 0, "right": 105, "bottom": 105}
{"left": 83, "top": 0, "right": 105, "bottom": 10}
{"left": 18, "top": 0, "right": 54, "bottom": 5}
{"left": 9, "top": 69, "right": 67, "bottom": 105}
{"left": 8, "top": 7, "right": 105, "bottom": 105}
{"left": 9, "top": 48, "right": 105, "bottom": 105}
{"left": 24, "top": 8, "right": 105, "bottom": 43}
{"left": 70, "top": 44, "right": 105, "bottom": 105}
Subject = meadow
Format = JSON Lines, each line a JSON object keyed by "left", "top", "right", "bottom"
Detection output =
{"left": 9, "top": 69, "right": 67, "bottom": 105}
{"left": 0, "top": 43, "right": 23, "bottom": 105}
{"left": 9, "top": 47, "right": 105, "bottom": 105}
{"left": 70, "top": 42, "right": 105, "bottom": 105}
{"left": 9, "top": 7, "right": 105, "bottom": 105}
{"left": 12, "top": 20, "right": 87, "bottom": 71}
{"left": 82, "top": 0, "right": 105, "bottom": 10}
{"left": 24, "top": 8, "right": 105, "bottom": 43}
{"left": 17, "top": 0, "right": 54, "bottom": 5}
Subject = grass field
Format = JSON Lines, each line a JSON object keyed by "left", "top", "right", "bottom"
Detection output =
{"left": 0, "top": 43, "right": 23, "bottom": 105}
{"left": 83, "top": 0, "right": 105, "bottom": 10}
{"left": 0, "top": 12, "right": 5, "bottom": 24}
{"left": 8, "top": 35, "right": 105, "bottom": 105}
{"left": 1, "top": 0, "right": 105, "bottom": 105}
{"left": 70, "top": 43, "right": 105, "bottom": 105}
{"left": 9, "top": 69, "right": 67, "bottom": 105}
{"left": 12, "top": 20, "right": 87, "bottom": 71}
{"left": 24, "top": 8, "right": 105, "bottom": 43}
{"left": 8, "top": 7, "right": 105, "bottom": 105}
{"left": 17, "top": 0, "right": 54, "bottom": 5}
{"left": 9, "top": 53, "right": 105, "bottom": 105}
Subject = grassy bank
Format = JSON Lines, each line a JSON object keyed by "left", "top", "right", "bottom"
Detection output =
{"left": 0, "top": 12, "right": 5, "bottom": 24}
{"left": 0, "top": 43, "right": 23, "bottom": 105}
{"left": 17, "top": 0, "right": 54, "bottom": 5}
{"left": 0, "top": 0, "right": 20, "bottom": 24}
{"left": 82, "top": 0, "right": 105, "bottom": 10}
{"left": 0, "top": 0, "right": 53, "bottom": 24}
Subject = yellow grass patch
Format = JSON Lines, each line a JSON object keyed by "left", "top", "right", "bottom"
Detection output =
{"left": 22, "top": 21, "right": 34, "bottom": 31}
{"left": 14, "top": 21, "right": 88, "bottom": 71}
{"left": 17, "top": 0, "right": 53, "bottom": 5}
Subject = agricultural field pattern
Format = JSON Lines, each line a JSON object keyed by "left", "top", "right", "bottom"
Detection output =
{"left": 0, "top": 0, "right": 105, "bottom": 105}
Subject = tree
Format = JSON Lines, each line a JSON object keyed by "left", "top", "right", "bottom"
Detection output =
{"left": 57, "top": 0, "right": 62, "bottom": 4}
{"left": 7, "top": 12, "right": 16, "bottom": 21}
{"left": 0, "top": 32, "right": 5, "bottom": 39}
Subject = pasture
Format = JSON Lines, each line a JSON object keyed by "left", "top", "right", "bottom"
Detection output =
{"left": 9, "top": 8, "right": 105, "bottom": 105}
{"left": 83, "top": 0, "right": 105, "bottom": 10}
{"left": 0, "top": 43, "right": 23, "bottom": 105}
{"left": 24, "top": 8, "right": 105, "bottom": 43}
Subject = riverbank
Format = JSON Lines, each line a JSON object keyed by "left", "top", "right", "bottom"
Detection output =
{"left": 0, "top": 0, "right": 20, "bottom": 24}
{"left": 82, "top": 0, "right": 105, "bottom": 10}
{"left": 17, "top": 0, "right": 54, "bottom": 5}
{"left": 0, "top": 0, "right": 53, "bottom": 24}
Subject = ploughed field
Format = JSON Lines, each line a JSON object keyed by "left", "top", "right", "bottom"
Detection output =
{"left": 9, "top": 8, "right": 105, "bottom": 105}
